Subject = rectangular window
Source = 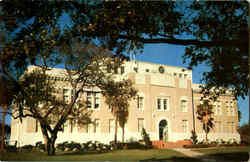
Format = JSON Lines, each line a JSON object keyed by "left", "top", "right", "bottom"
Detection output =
{"left": 86, "top": 92, "right": 101, "bottom": 109}
{"left": 163, "top": 99, "right": 167, "bottom": 110}
{"left": 109, "top": 119, "right": 115, "bottom": 133}
{"left": 94, "top": 93, "right": 100, "bottom": 109}
{"left": 87, "top": 123, "right": 92, "bottom": 133}
{"left": 87, "top": 92, "right": 92, "bottom": 109}
{"left": 157, "top": 97, "right": 169, "bottom": 110}
{"left": 138, "top": 118, "right": 144, "bottom": 132}
{"left": 181, "top": 100, "right": 187, "bottom": 112}
{"left": 70, "top": 120, "right": 76, "bottom": 133}
{"left": 157, "top": 98, "right": 161, "bottom": 110}
{"left": 182, "top": 120, "right": 188, "bottom": 133}
{"left": 121, "top": 66, "right": 125, "bottom": 74}
{"left": 114, "top": 67, "right": 118, "bottom": 74}
{"left": 137, "top": 96, "right": 144, "bottom": 110}
{"left": 63, "top": 89, "right": 70, "bottom": 103}
{"left": 94, "top": 119, "right": 100, "bottom": 133}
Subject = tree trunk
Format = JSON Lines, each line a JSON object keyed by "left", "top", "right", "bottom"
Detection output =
{"left": 0, "top": 105, "right": 7, "bottom": 152}
{"left": 205, "top": 133, "right": 208, "bottom": 144}
{"left": 114, "top": 115, "right": 118, "bottom": 144}
{"left": 45, "top": 134, "right": 57, "bottom": 156}
{"left": 122, "top": 124, "right": 125, "bottom": 143}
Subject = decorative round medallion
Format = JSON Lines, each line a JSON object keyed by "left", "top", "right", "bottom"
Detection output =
{"left": 159, "top": 66, "right": 164, "bottom": 73}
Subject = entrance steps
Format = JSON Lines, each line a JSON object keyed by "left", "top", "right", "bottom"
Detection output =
{"left": 152, "top": 140, "right": 192, "bottom": 149}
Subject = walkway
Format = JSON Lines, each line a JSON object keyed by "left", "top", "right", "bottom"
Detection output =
{"left": 171, "top": 148, "right": 240, "bottom": 162}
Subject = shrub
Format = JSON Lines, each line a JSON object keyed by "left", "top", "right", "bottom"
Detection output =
{"left": 141, "top": 128, "right": 152, "bottom": 149}
{"left": 21, "top": 145, "right": 34, "bottom": 152}
{"left": 190, "top": 130, "right": 198, "bottom": 144}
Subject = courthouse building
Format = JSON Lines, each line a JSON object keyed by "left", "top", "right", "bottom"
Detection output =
{"left": 10, "top": 61, "right": 240, "bottom": 146}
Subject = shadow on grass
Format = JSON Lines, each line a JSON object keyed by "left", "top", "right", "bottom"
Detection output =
{"left": 197, "top": 152, "right": 249, "bottom": 162}
{"left": 58, "top": 150, "right": 111, "bottom": 156}
{"left": 140, "top": 156, "right": 202, "bottom": 162}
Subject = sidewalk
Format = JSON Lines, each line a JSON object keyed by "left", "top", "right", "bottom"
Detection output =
{"left": 171, "top": 148, "right": 239, "bottom": 162}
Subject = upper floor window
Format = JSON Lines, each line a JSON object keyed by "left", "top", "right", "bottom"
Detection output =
{"left": 107, "top": 65, "right": 125, "bottom": 74}
{"left": 213, "top": 101, "right": 222, "bottom": 115}
{"left": 157, "top": 97, "right": 169, "bottom": 110}
{"left": 63, "top": 88, "right": 71, "bottom": 103}
{"left": 86, "top": 92, "right": 101, "bottom": 109}
{"left": 181, "top": 100, "right": 188, "bottom": 112}
{"left": 137, "top": 95, "right": 144, "bottom": 110}
{"left": 226, "top": 101, "right": 234, "bottom": 116}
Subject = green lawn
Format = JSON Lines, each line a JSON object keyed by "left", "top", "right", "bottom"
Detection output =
{"left": 193, "top": 146, "right": 250, "bottom": 162}
{"left": 0, "top": 149, "right": 201, "bottom": 161}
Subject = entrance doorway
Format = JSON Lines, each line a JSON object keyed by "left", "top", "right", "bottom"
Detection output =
{"left": 159, "top": 120, "right": 168, "bottom": 141}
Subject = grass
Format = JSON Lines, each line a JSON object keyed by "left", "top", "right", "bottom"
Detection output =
{"left": 0, "top": 149, "right": 202, "bottom": 161}
{"left": 193, "top": 146, "right": 250, "bottom": 162}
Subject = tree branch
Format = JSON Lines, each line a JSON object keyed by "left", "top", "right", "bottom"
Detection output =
{"left": 118, "top": 35, "right": 248, "bottom": 48}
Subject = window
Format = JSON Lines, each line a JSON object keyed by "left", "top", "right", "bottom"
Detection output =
{"left": 121, "top": 66, "right": 125, "bottom": 74}
{"left": 94, "top": 119, "right": 100, "bottom": 133}
{"left": 182, "top": 120, "right": 188, "bottom": 133}
{"left": 213, "top": 101, "right": 222, "bottom": 115}
{"left": 137, "top": 96, "right": 144, "bottom": 110}
{"left": 181, "top": 100, "right": 188, "bottom": 112}
{"left": 109, "top": 119, "right": 115, "bottom": 133}
{"left": 157, "top": 97, "right": 169, "bottom": 110}
{"left": 70, "top": 120, "right": 76, "bottom": 133}
{"left": 163, "top": 99, "right": 167, "bottom": 110}
{"left": 63, "top": 88, "right": 70, "bottom": 103}
{"left": 87, "top": 123, "right": 92, "bottom": 133}
{"left": 138, "top": 118, "right": 144, "bottom": 132}
{"left": 87, "top": 92, "right": 92, "bottom": 108}
{"left": 86, "top": 92, "right": 101, "bottom": 109}
{"left": 157, "top": 98, "right": 161, "bottom": 110}
{"left": 114, "top": 67, "right": 118, "bottom": 74}
{"left": 226, "top": 101, "right": 234, "bottom": 116}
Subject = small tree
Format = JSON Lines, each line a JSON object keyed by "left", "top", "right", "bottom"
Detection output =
{"left": 190, "top": 130, "right": 198, "bottom": 144}
{"left": 196, "top": 100, "right": 214, "bottom": 143}
{"left": 101, "top": 79, "right": 137, "bottom": 144}
{"left": 13, "top": 41, "right": 114, "bottom": 155}
{"left": 141, "top": 128, "right": 152, "bottom": 149}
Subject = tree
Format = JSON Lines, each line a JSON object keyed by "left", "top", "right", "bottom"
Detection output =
{"left": 13, "top": 41, "right": 115, "bottom": 155}
{"left": 196, "top": 100, "right": 214, "bottom": 143}
{"left": 101, "top": 79, "right": 137, "bottom": 144}
{"left": 1, "top": 1, "right": 247, "bottom": 100}
{"left": 238, "top": 123, "right": 249, "bottom": 145}
{"left": 0, "top": 0, "right": 248, "bottom": 150}
{"left": 0, "top": 121, "right": 11, "bottom": 139}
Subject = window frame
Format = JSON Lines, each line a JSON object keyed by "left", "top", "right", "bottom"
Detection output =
{"left": 156, "top": 96, "right": 170, "bottom": 111}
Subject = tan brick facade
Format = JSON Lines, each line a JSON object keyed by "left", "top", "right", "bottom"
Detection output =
{"left": 10, "top": 61, "right": 240, "bottom": 146}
